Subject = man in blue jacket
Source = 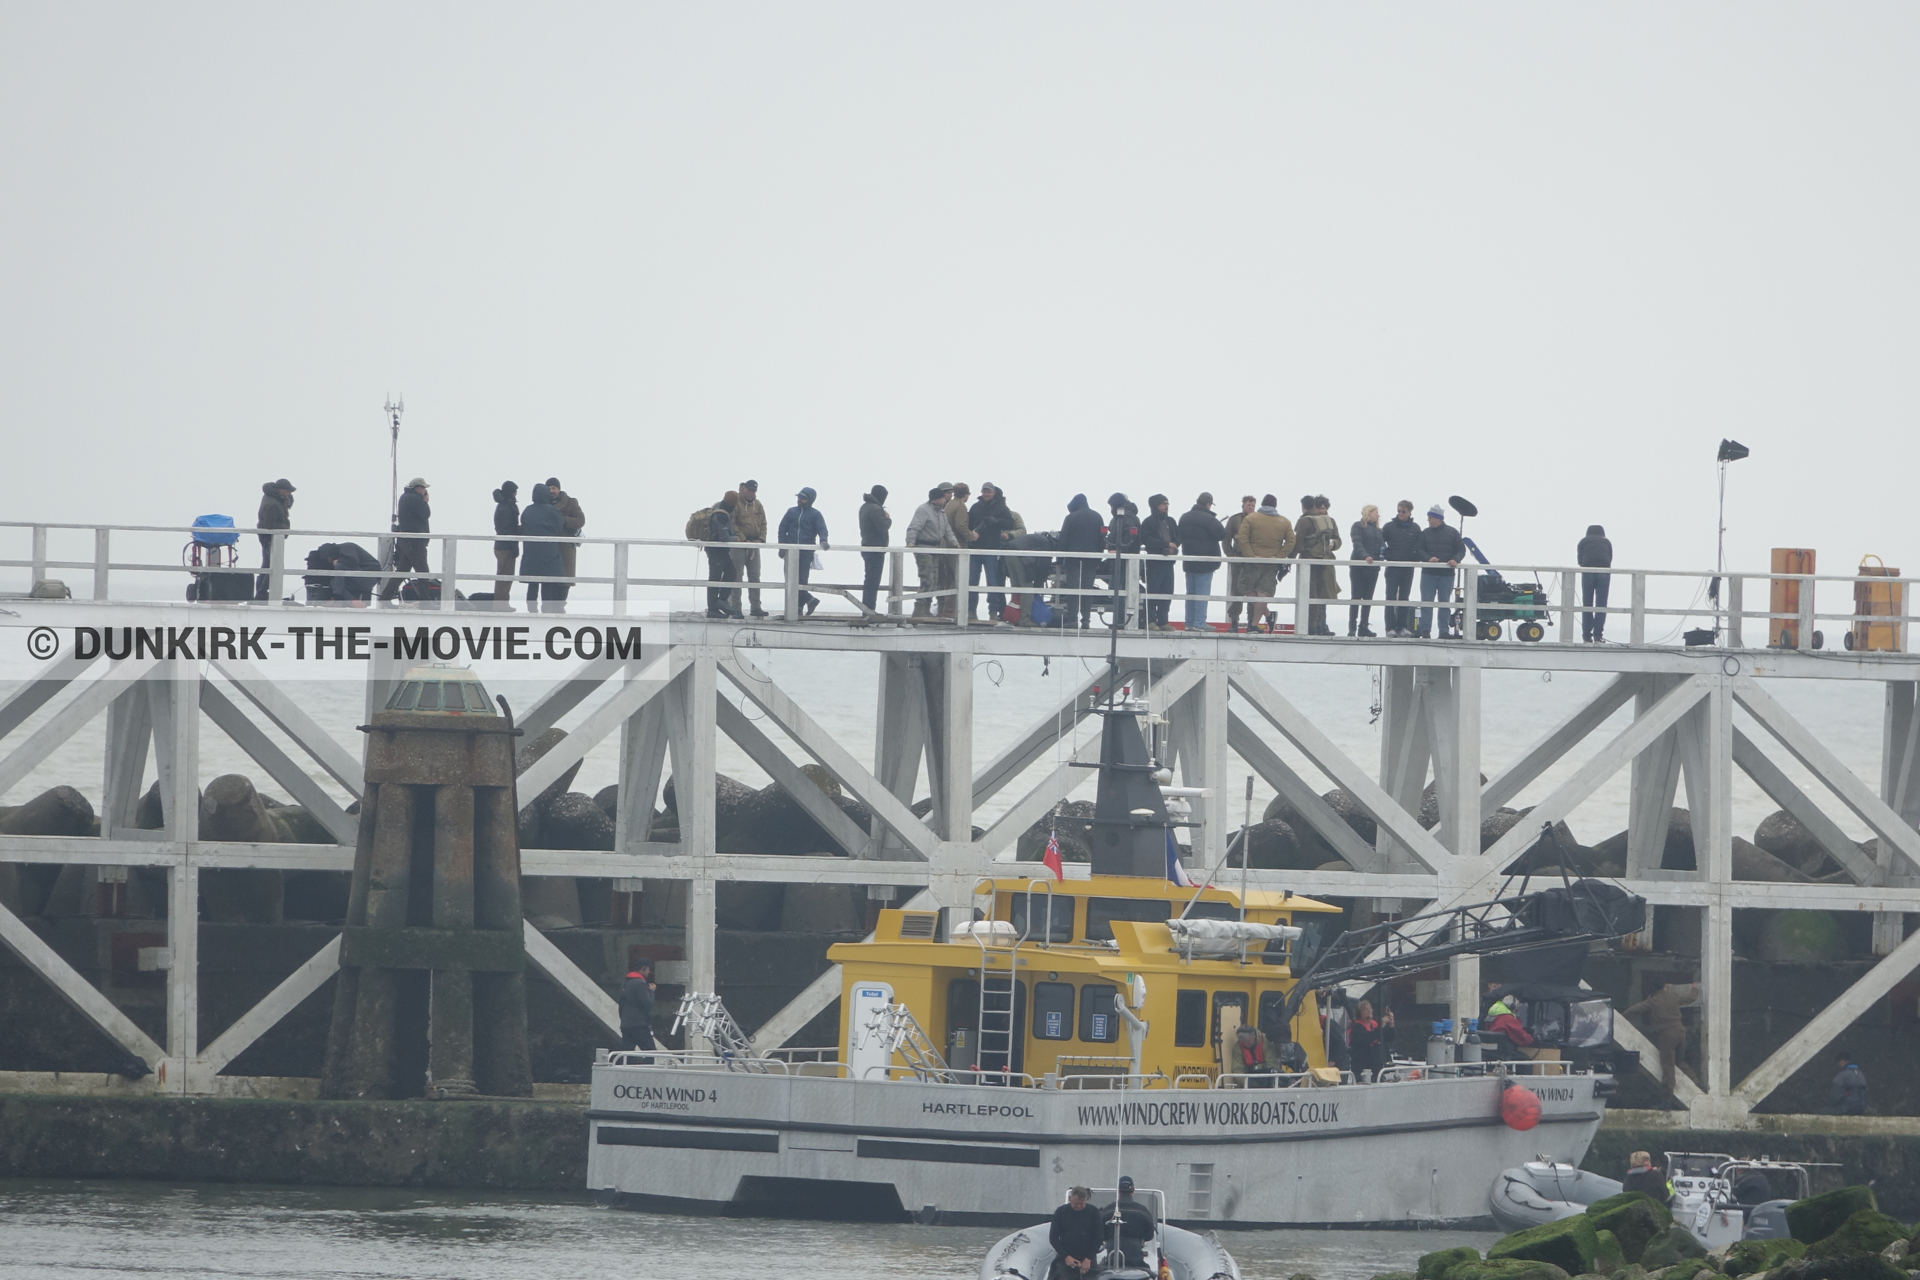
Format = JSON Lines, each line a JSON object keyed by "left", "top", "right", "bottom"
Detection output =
{"left": 1417, "top": 504, "right": 1465, "bottom": 639}
{"left": 778, "top": 487, "right": 830, "bottom": 617}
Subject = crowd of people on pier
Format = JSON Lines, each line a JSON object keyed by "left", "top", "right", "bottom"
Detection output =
{"left": 247, "top": 475, "right": 1618, "bottom": 639}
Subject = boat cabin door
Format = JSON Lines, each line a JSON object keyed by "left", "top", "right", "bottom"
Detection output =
{"left": 848, "top": 982, "right": 895, "bottom": 1081}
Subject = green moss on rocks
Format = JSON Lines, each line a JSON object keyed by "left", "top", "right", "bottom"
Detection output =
{"left": 1423, "top": 1247, "right": 1484, "bottom": 1280}
{"left": 1770, "top": 1255, "right": 1909, "bottom": 1280}
{"left": 1788, "top": 1188, "right": 1881, "bottom": 1245}
{"left": 1650, "top": 1260, "right": 1715, "bottom": 1280}
{"left": 1807, "top": 1209, "right": 1912, "bottom": 1260}
{"left": 1640, "top": 1225, "right": 1709, "bottom": 1270}
{"left": 1594, "top": 1230, "right": 1627, "bottom": 1274}
{"left": 1722, "top": 1237, "right": 1806, "bottom": 1278}
{"left": 1490, "top": 1216, "right": 1601, "bottom": 1276}
{"left": 1446, "top": 1261, "right": 1570, "bottom": 1280}
{"left": 1589, "top": 1194, "right": 1674, "bottom": 1263}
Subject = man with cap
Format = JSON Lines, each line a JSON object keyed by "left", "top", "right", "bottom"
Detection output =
{"left": 906, "top": 484, "right": 958, "bottom": 619}
{"left": 1416, "top": 503, "right": 1465, "bottom": 638}
{"left": 1178, "top": 493, "right": 1227, "bottom": 631}
{"left": 777, "top": 486, "right": 829, "bottom": 618}
{"left": 1100, "top": 1176, "right": 1157, "bottom": 1269}
{"left": 858, "top": 485, "right": 892, "bottom": 612}
{"left": 1049, "top": 1185, "right": 1103, "bottom": 1279}
{"left": 1139, "top": 494, "right": 1181, "bottom": 631}
{"left": 547, "top": 478, "right": 585, "bottom": 594}
{"left": 732, "top": 479, "right": 770, "bottom": 617}
{"left": 619, "top": 958, "right": 657, "bottom": 1057}
{"left": 379, "top": 477, "right": 432, "bottom": 602}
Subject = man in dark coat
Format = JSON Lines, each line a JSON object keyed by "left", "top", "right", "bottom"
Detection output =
{"left": 1416, "top": 504, "right": 1465, "bottom": 639}
{"left": 1578, "top": 524, "right": 1613, "bottom": 642}
{"left": 1048, "top": 1185, "right": 1103, "bottom": 1279}
{"left": 1379, "top": 500, "right": 1422, "bottom": 636}
{"left": 257, "top": 479, "right": 295, "bottom": 569}
{"left": 311, "top": 542, "right": 382, "bottom": 604}
{"left": 858, "top": 485, "right": 891, "bottom": 612}
{"left": 379, "top": 477, "right": 432, "bottom": 602}
{"left": 706, "top": 493, "right": 742, "bottom": 619}
{"left": 1178, "top": 493, "right": 1227, "bottom": 632}
{"left": 777, "top": 487, "right": 829, "bottom": 617}
{"left": 491, "top": 481, "right": 520, "bottom": 610}
{"left": 1827, "top": 1051, "right": 1867, "bottom": 1115}
{"left": 1058, "top": 494, "right": 1105, "bottom": 630}
{"left": 519, "top": 482, "right": 569, "bottom": 613}
{"left": 967, "top": 483, "right": 1013, "bottom": 621}
{"left": 619, "top": 959, "right": 657, "bottom": 1055}
{"left": 1099, "top": 1176, "right": 1157, "bottom": 1269}
{"left": 1139, "top": 494, "right": 1180, "bottom": 631}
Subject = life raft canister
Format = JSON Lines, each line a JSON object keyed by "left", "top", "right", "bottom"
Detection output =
{"left": 1501, "top": 1081, "right": 1542, "bottom": 1131}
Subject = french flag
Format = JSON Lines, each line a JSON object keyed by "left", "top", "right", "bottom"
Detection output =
{"left": 1165, "top": 829, "right": 1195, "bottom": 887}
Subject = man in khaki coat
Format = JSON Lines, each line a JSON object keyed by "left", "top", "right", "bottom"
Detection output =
{"left": 942, "top": 482, "right": 976, "bottom": 619}
{"left": 1295, "top": 494, "right": 1342, "bottom": 636}
{"left": 547, "top": 478, "right": 586, "bottom": 591}
{"left": 732, "top": 479, "right": 769, "bottom": 617}
{"left": 1233, "top": 495, "right": 1295, "bottom": 633}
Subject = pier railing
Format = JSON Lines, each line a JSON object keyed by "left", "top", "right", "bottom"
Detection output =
{"left": 1, "top": 519, "right": 1911, "bottom": 651}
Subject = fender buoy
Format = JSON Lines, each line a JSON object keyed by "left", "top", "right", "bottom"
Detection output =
{"left": 1502, "top": 1082, "right": 1542, "bottom": 1131}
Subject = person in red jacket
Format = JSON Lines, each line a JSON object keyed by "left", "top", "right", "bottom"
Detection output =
{"left": 1481, "top": 982, "right": 1533, "bottom": 1053}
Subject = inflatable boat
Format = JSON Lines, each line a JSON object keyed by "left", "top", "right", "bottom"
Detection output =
{"left": 1488, "top": 1161, "right": 1623, "bottom": 1233}
{"left": 981, "top": 1188, "right": 1240, "bottom": 1280}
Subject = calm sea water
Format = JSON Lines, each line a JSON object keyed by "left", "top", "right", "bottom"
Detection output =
{"left": 0, "top": 1179, "right": 1499, "bottom": 1280}
{"left": 0, "top": 634, "right": 1893, "bottom": 848}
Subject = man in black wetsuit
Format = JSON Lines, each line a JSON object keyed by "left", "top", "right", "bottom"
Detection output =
{"left": 619, "top": 959, "right": 657, "bottom": 1055}
{"left": 1100, "top": 1175, "right": 1157, "bottom": 1269}
{"left": 1049, "top": 1185, "right": 1103, "bottom": 1278}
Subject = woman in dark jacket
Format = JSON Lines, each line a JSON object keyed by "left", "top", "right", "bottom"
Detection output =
{"left": 1347, "top": 999, "right": 1394, "bottom": 1080}
{"left": 1348, "top": 504, "right": 1384, "bottom": 637}
{"left": 491, "top": 481, "right": 520, "bottom": 610}
{"left": 858, "top": 486, "right": 891, "bottom": 612}
{"left": 519, "top": 483, "right": 568, "bottom": 613}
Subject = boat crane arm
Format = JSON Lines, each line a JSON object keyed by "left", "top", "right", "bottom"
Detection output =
{"left": 1279, "top": 835, "right": 1646, "bottom": 1024}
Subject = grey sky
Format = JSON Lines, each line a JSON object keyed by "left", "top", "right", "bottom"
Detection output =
{"left": 3, "top": 3, "right": 1915, "bottom": 590}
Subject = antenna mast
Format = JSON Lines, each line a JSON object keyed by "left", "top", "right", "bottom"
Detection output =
{"left": 385, "top": 395, "right": 405, "bottom": 532}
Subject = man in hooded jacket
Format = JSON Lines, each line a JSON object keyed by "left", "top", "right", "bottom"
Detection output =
{"left": 858, "top": 486, "right": 891, "bottom": 612}
{"left": 619, "top": 959, "right": 657, "bottom": 1055}
{"left": 490, "top": 481, "right": 520, "bottom": 610}
{"left": 778, "top": 487, "right": 829, "bottom": 617}
{"left": 519, "top": 482, "right": 569, "bottom": 613}
{"left": 906, "top": 485, "right": 957, "bottom": 618}
{"left": 257, "top": 479, "right": 295, "bottom": 568}
{"left": 705, "top": 494, "right": 742, "bottom": 618}
{"left": 1058, "top": 494, "right": 1105, "bottom": 629}
{"left": 1578, "top": 524, "right": 1613, "bottom": 642}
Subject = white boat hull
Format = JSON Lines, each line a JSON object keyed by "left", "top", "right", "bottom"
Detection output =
{"left": 1488, "top": 1162, "right": 1623, "bottom": 1233}
{"left": 982, "top": 1221, "right": 1240, "bottom": 1280}
{"left": 587, "top": 1064, "right": 1607, "bottom": 1228}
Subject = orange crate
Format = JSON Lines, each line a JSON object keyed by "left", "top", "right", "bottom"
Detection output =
{"left": 1769, "top": 548, "right": 1816, "bottom": 648}
{"left": 1850, "top": 555, "right": 1905, "bottom": 653}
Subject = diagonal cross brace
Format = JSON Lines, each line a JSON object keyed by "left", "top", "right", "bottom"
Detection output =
{"left": 196, "top": 935, "right": 341, "bottom": 1075}
{"left": 1732, "top": 923, "right": 1920, "bottom": 1110}
{"left": 0, "top": 896, "right": 165, "bottom": 1066}
{"left": 1226, "top": 712, "right": 1384, "bottom": 872}
{"left": 715, "top": 692, "right": 881, "bottom": 860}
{"left": 719, "top": 652, "right": 938, "bottom": 861}
{"left": 214, "top": 657, "right": 363, "bottom": 796}
{"left": 0, "top": 657, "right": 159, "bottom": 800}
{"left": 748, "top": 888, "right": 939, "bottom": 1052}
{"left": 1227, "top": 661, "right": 1448, "bottom": 873}
{"left": 1735, "top": 679, "right": 1920, "bottom": 879}
{"left": 198, "top": 681, "right": 358, "bottom": 845}
{"left": 1452, "top": 674, "right": 1712, "bottom": 898}
{"left": 516, "top": 648, "right": 689, "bottom": 805}
{"left": 1482, "top": 674, "right": 1641, "bottom": 817}
{"left": 1731, "top": 728, "right": 1881, "bottom": 886}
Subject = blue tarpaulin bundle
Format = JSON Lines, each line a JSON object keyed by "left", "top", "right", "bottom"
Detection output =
{"left": 192, "top": 514, "right": 239, "bottom": 546}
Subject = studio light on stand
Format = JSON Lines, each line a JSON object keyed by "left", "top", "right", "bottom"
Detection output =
{"left": 1689, "top": 438, "right": 1750, "bottom": 647}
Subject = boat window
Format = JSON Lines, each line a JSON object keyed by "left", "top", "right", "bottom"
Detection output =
{"left": 1033, "top": 982, "right": 1075, "bottom": 1040}
{"left": 455, "top": 680, "right": 493, "bottom": 712}
{"left": 1079, "top": 985, "right": 1121, "bottom": 1043}
{"left": 1008, "top": 894, "right": 1074, "bottom": 943}
{"left": 1174, "top": 990, "right": 1207, "bottom": 1047}
{"left": 1084, "top": 897, "right": 1240, "bottom": 941}
{"left": 385, "top": 681, "right": 420, "bottom": 711}
{"left": 1211, "top": 991, "right": 1248, "bottom": 1050}
{"left": 1257, "top": 992, "right": 1291, "bottom": 1040}
{"left": 415, "top": 681, "right": 442, "bottom": 711}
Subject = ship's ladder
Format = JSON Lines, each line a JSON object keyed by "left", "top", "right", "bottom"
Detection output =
{"left": 671, "top": 992, "right": 769, "bottom": 1073}
{"left": 857, "top": 1001, "right": 955, "bottom": 1083}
